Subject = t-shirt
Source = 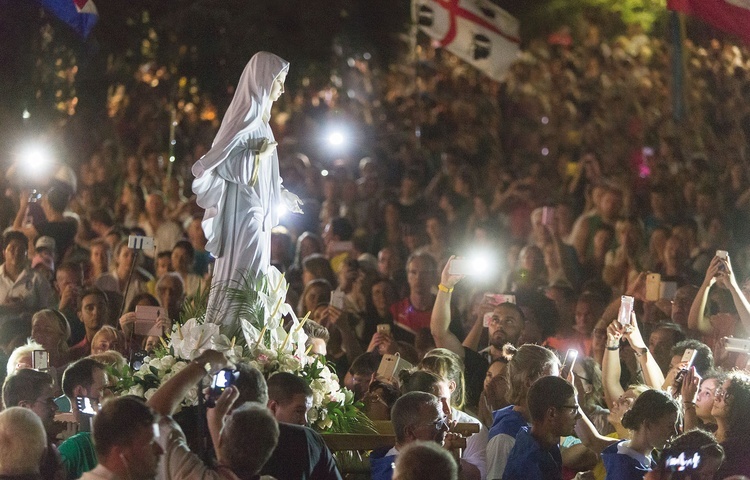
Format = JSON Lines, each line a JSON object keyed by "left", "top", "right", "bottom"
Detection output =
{"left": 58, "top": 432, "right": 97, "bottom": 480}
{"left": 389, "top": 297, "right": 433, "bottom": 335}
{"left": 503, "top": 426, "right": 562, "bottom": 480}
{"left": 463, "top": 347, "right": 490, "bottom": 410}
{"left": 487, "top": 406, "right": 528, "bottom": 480}
{"left": 601, "top": 440, "right": 654, "bottom": 480}
{"left": 260, "top": 423, "right": 343, "bottom": 480}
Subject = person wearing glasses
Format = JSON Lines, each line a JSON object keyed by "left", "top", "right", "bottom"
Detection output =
{"left": 370, "top": 392, "right": 450, "bottom": 480}
{"left": 502, "top": 376, "right": 580, "bottom": 480}
{"left": 712, "top": 370, "right": 750, "bottom": 479}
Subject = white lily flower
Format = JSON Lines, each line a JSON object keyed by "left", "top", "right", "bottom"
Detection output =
{"left": 171, "top": 318, "right": 219, "bottom": 360}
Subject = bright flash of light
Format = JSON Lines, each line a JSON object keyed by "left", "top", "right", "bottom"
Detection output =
{"left": 22, "top": 109, "right": 30, "bottom": 119}
{"left": 328, "top": 131, "right": 344, "bottom": 146}
{"left": 19, "top": 144, "right": 53, "bottom": 178}
{"left": 278, "top": 202, "right": 288, "bottom": 218}
{"left": 321, "top": 169, "right": 329, "bottom": 177}
{"left": 466, "top": 249, "right": 495, "bottom": 280}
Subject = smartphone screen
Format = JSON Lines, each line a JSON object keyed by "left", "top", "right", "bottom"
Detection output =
{"left": 645, "top": 273, "right": 661, "bottom": 302}
{"left": 561, "top": 349, "right": 578, "bottom": 379}
{"left": 32, "top": 350, "right": 49, "bottom": 371}
{"left": 618, "top": 296, "right": 634, "bottom": 325}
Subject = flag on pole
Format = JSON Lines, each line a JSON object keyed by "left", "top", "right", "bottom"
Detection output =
{"left": 668, "top": 0, "right": 750, "bottom": 44}
{"left": 412, "top": 0, "right": 520, "bottom": 82}
{"left": 40, "top": 0, "right": 98, "bottom": 38}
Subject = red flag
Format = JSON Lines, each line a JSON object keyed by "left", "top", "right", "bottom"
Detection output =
{"left": 668, "top": 0, "right": 750, "bottom": 43}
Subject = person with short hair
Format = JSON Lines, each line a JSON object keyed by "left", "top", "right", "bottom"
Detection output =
{"left": 502, "top": 376, "right": 580, "bottom": 480}
{"left": 393, "top": 441, "right": 458, "bottom": 480}
{"left": 0, "top": 407, "right": 48, "bottom": 478}
{"left": 371, "top": 391, "right": 449, "bottom": 480}
{"left": 0, "top": 230, "right": 54, "bottom": 324}
{"left": 267, "top": 371, "right": 313, "bottom": 426}
{"left": 2, "top": 369, "right": 64, "bottom": 480}
{"left": 81, "top": 396, "right": 163, "bottom": 480}
{"left": 58, "top": 358, "right": 108, "bottom": 480}
{"left": 68, "top": 288, "right": 109, "bottom": 360}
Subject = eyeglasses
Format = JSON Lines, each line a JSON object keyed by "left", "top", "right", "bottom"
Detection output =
{"left": 425, "top": 416, "right": 449, "bottom": 430}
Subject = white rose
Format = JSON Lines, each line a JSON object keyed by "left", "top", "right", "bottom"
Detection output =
{"left": 161, "top": 355, "right": 176, "bottom": 369}
{"left": 126, "top": 385, "right": 145, "bottom": 397}
{"left": 307, "top": 407, "right": 319, "bottom": 422}
{"left": 144, "top": 388, "right": 158, "bottom": 401}
{"left": 170, "top": 361, "right": 189, "bottom": 375}
{"left": 149, "top": 358, "right": 164, "bottom": 372}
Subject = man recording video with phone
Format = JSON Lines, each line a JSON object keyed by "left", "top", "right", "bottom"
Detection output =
{"left": 146, "top": 350, "right": 342, "bottom": 480}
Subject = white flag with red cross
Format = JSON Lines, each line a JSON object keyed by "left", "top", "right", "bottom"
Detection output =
{"left": 413, "top": 0, "right": 520, "bottom": 82}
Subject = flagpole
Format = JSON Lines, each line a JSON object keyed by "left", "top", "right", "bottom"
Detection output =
{"left": 410, "top": 0, "right": 421, "bottom": 150}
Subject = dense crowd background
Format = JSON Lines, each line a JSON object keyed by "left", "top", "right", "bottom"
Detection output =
{"left": 1, "top": 17, "right": 750, "bottom": 480}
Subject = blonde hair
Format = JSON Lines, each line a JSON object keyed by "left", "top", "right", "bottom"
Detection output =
{"left": 503, "top": 344, "right": 560, "bottom": 406}
{"left": 91, "top": 326, "right": 124, "bottom": 355}
{"left": 0, "top": 407, "right": 47, "bottom": 475}
{"left": 419, "top": 348, "right": 466, "bottom": 410}
{"left": 6, "top": 340, "right": 44, "bottom": 377}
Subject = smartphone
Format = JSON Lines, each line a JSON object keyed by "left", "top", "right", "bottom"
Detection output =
{"left": 449, "top": 258, "right": 474, "bottom": 276}
{"left": 376, "top": 353, "right": 413, "bottom": 384}
{"left": 663, "top": 450, "right": 702, "bottom": 472}
{"left": 723, "top": 336, "right": 750, "bottom": 354}
{"left": 716, "top": 250, "right": 728, "bottom": 272}
{"left": 32, "top": 350, "right": 49, "bottom": 371}
{"left": 134, "top": 305, "right": 164, "bottom": 336}
{"left": 206, "top": 368, "right": 239, "bottom": 408}
{"left": 618, "top": 296, "right": 634, "bottom": 326}
{"left": 377, "top": 324, "right": 391, "bottom": 335}
{"left": 484, "top": 293, "right": 515, "bottom": 306}
{"left": 541, "top": 206, "right": 555, "bottom": 226}
{"left": 483, "top": 311, "right": 495, "bottom": 328}
{"left": 645, "top": 273, "right": 661, "bottom": 302}
{"left": 561, "top": 349, "right": 578, "bottom": 379}
{"left": 330, "top": 291, "right": 346, "bottom": 310}
{"left": 673, "top": 348, "right": 697, "bottom": 391}
{"left": 75, "top": 396, "right": 98, "bottom": 432}
{"left": 130, "top": 350, "right": 149, "bottom": 370}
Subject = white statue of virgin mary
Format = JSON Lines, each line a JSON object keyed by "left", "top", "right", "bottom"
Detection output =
{"left": 192, "top": 51, "right": 302, "bottom": 322}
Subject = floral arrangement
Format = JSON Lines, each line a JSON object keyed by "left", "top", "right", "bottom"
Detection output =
{"left": 109, "top": 267, "right": 373, "bottom": 433}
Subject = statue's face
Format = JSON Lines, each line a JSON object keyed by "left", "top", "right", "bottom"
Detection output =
{"left": 270, "top": 71, "right": 287, "bottom": 102}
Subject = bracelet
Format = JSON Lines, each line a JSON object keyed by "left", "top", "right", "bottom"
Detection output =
{"left": 683, "top": 402, "right": 696, "bottom": 409}
{"left": 606, "top": 345, "right": 620, "bottom": 351}
{"left": 633, "top": 347, "right": 648, "bottom": 358}
{"left": 438, "top": 284, "right": 454, "bottom": 293}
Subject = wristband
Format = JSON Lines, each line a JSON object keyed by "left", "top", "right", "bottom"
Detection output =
{"left": 438, "top": 284, "right": 454, "bottom": 293}
{"left": 606, "top": 345, "right": 620, "bottom": 351}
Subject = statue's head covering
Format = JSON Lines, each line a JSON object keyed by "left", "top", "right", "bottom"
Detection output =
{"left": 191, "top": 52, "right": 289, "bottom": 257}
{"left": 193, "top": 52, "right": 289, "bottom": 176}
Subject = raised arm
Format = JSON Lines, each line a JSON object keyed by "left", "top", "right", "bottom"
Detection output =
{"left": 688, "top": 257, "right": 720, "bottom": 334}
{"left": 719, "top": 255, "right": 750, "bottom": 333}
{"left": 622, "top": 312, "right": 665, "bottom": 389}
{"left": 430, "top": 256, "right": 466, "bottom": 360}
{"left": 575, "top": 406, "right": 620, "bottom": 454}
{"left": 602, "top": 320, "right": 624, "bottom": 410}
{"left": 147, "top": 350, "right": 229, "bottom": 416}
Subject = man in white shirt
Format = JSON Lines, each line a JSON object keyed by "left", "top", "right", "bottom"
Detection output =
{"left": 0, "top": 230, "right": 54, "bottom": 324}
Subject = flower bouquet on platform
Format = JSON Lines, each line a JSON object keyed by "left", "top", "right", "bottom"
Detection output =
{"left": 109, "top": 266, "right": 374, "bottom": 433}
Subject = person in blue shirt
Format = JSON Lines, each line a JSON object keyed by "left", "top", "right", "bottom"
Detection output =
{"left": 503, "top": 376, "right": 580, "bottom": 480}
{"left": 576, "top": 388, "right": 679, "bottom": 480}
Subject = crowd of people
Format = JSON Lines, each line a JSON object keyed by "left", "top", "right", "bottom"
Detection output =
{"left": 1, "top": 17, "right": 750, "bottom": 480}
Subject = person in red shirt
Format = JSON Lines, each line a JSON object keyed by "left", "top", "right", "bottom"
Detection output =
{"left": 389, "top": 253, "right": 438, "bottom": 342}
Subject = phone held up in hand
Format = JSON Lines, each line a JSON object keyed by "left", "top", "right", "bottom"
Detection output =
{"left": 206, "top": 368, "right": 239, "bottom": 408}
{"left": 560, "top": 349, "right": 578, "bottom": 379}
{"left": 618, "top": 296, "right": 634, "bottom": 326}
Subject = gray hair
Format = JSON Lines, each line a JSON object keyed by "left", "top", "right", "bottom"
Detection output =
{"left": 0, "top": 407, "right": 47, "bottom": 475}
{"left": 391, "top": 391, "right": 440, "bottom": 444}
{"left": 220, "top": 402, "right": 280, "bottom": 477}
{"left": 394, "top": 441, "right": 458, "bottom": 480}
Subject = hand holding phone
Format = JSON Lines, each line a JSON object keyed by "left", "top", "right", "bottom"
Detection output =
{"left": 206, "top": 368, "right": 239, "bottom": 408}
{"left": 32, "top": 350, "right": 49, "bottom": 371}
{"left": 561, "top": 349, "right": 578, "bottom": 380}
{"left": 134, "top": 305, "right": 164, "bottom": 336}
{"left": 618, "top": 296, "right": 634, "bottom": 326}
